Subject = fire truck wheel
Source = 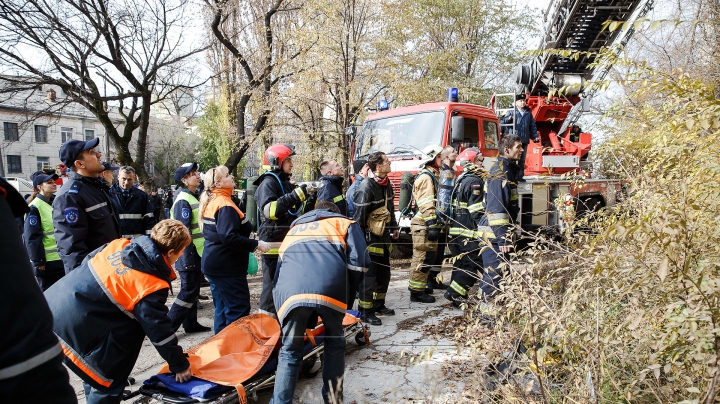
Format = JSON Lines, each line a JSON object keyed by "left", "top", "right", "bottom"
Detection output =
{"left": 577, "top": 196, "right": 603, "bottom": 217}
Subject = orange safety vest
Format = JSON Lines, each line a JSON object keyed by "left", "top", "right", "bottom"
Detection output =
{"left": 60, "top": 238, "right": 175, "bottom": 387}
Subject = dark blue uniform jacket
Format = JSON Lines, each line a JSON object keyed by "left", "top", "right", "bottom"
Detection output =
{"left": 253, "top": 170, "right": 305, "bottom": 243}
{"left": 45, "top": 236, "right": 189, "bottom": 391}
{"left": 201, "top": 188, "right": 258, "bottom": 277}
{"left": 479, "top": 157, "right": 522, "bottom": 246}
{"left": 110, "top": 184, "right": 155, "bottom": 238}
{"left": 317, "top": 175, "right": 348, "bottom": 216}
{"left": 501, "top": 107, "right": 539, "bottom": 144}
{"left": 273, "top": 210, "right": 370, "bottom": 325}
{"left": 53, "top": 172, "right": 120, "bottom": 273}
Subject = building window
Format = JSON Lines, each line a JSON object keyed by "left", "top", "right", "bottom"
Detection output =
{"left": 84, "top": 129, "right": 95, "bottom": 141}
{"left": 7, "top": 155, "right": 22, "bottom": 174}
{"left": 37, "top": 157, "right": 50, "bottom": 172}
{"left": 35, "top": 125, "right": 48, "bottom": 143}
{"left": 61, "top": 127, "right": 73, "bottom": 143}
{"left": 3, "top": 122, "right": 19, "bottom": 141}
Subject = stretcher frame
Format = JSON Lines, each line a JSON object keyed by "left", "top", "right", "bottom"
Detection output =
{"left": 125, "top": 320, "right": 368, "bottom": 404}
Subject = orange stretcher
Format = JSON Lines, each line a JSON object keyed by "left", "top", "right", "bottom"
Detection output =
{"left": 123, "top": 312, "right": 369, "bottom": 404}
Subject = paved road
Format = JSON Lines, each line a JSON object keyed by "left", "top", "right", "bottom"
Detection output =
{"left": 69, "top": 266, "right": 471, "bottom": 403}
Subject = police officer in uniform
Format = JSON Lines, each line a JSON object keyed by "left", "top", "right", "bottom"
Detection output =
{"left": 0, "top": 177, "right": 76, "bottom": 403}
{"left": 167, "top": 162, "right": 211, "bottom": 333}
{"left": 443, "top": 148, "right": 486, "bottom": 306}
{"left": 53, "top": 138, "right": 120, "bottom": 273}
{"left": 253, "top": 144, "right": 310, "bottom": 317}
{"left": 24, "top": 170, "right": 64, "bottom": 291}
{"left": 110, "top": 166, "right": 155, "bottom": 238}
{"left": 316, "top": 159, "right": 348, "bottom": 216}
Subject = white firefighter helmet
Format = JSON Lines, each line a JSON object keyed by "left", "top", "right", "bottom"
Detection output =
{"left": 419, "top": 145, "right": 444, "bottom": 168}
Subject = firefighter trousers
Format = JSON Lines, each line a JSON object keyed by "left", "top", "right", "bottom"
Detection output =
{"left": 358, "top": 245, "right": 391, "bottom": 312}
{"left": 259, "top": 254, "right": 279, "bottom": 317}
{"left": 446, "top": 237, "right": 484, "bottom": 299}
{"left": 479, "top": 242, "right": 508, "bottom": 299}
{"left": 408, "top": 246, "right": 438, "bottom": 293}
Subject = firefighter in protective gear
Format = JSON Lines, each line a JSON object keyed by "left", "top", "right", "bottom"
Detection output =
{"left": 317, "top": 159, "right": 348, "bottom": 216}
{"left": 45, "top": 220, "right": 193, "bottom": 403}
{"left": 252, "top": 143, "right": 309, "bottom": 317}
{"left": 428, "top": 146, "right": 458, "bottom": 291}
{"left": 408, "top": 145, "right": 444, "bottom": 303}
{"left": 24, "top": 170, "right": 64, "bottom": 291}
{"left": 443, "top": 148, "right": 486, "bottom": 307}
{"left": 0, "top": 178, "right": 76, "bottom": 403}
{"left": 352, "top": 151, "right": 399, "bottom": 325}
{"left": 167, "top": 162, "right": 211, "bottom": 334}
{"left": 476, "top": 134, "right": 523, "bottom": 300}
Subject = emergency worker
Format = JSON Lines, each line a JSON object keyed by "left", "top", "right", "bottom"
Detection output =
{"left": 353, "top": 151, "right": 399, "bottom": 325}
{"left": 476, "top": 134, "right": 523, "bottom": 301}
{"left": 407, "top": 145, "right": 444, "bottom": 303}
{"left": 167, "top": 162, "right": 211, "bottom": 334}
{"left": 429, "top": 145, "right": 458, "bottom": 290}
{"left": 53, "top": 138, "right": 120, "bottom": 273}
{"left": 443, "top": 148, "right": 486, "bottom": 307}
{"left": 271, "top": 201, "right": 370, "bottom": 404}
{"left": 110, "top": 166, "right": 155, "bottom": 238}
{"left": 45, "top": 220, "right": 193, "bottom": 403}
{"left": 200, "top": 166, "right": 271, "bottom": 333}
{"left": 0, "top": 177, "right": 76, "bottom": 403}
{"left": 24, "top": 170, "right": 64, "bottom": 291}
{"left": 346, "top": 158, "right": 368, "bottom": 218}
{"left": 252, "top": 143, "right": 309, "bottom": 317}
{"left": 500, "top": 93, "right": 539, "bottom": 178}
{"left": 316, "top": 159, "right": 348, "bottom": 216}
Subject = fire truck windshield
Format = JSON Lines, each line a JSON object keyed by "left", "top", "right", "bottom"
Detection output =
{"left": 356, "top": 110, "right": 445, "bottom": 158}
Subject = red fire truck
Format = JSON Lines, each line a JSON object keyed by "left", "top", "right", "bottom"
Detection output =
{"left": 350, "top": 0, "right": 652, "bottom": 242}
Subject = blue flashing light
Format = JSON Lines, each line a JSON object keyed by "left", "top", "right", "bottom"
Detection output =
{"left": 378, "top": 100, "right": 389, "bottom": 111}
{"left": 446, "top": 87, "right": 459, "bottom": 102}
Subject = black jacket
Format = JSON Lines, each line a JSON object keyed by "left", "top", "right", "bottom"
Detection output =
{"left": 0, "top": 178, "right": 67, "bottom": 391}
{"left": 449, "top": 165, "right": 486, "bottom": 238}
{"left": 110, "top": 185, "right": 155, "bottom": 238}
{"left": 53, "top": 172, "right": 120, "bottom": 273}
{"left": 148, "top": 193, "right": 163, "bottom": 222}
{"left": 253, "top": 171, "right": 307, "bottom": 243}
{"left": 317, "top": 175, "right": 348, "bottom": 216}
{"left": 352, "top": 177, "right": 398, "bottom": 246}
{"left": 46, "top": 236, "right": 189, "bottom": 391}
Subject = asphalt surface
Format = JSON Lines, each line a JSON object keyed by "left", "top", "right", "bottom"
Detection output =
{"left": 68, "top": 263, "right": 474, "bottom": 403}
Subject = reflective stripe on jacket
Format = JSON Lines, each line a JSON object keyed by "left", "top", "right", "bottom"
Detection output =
{"left": 317, "top": 175, "right": 348, "bottom": 216}
{"left": 274, "top": 210, "right": 369, "bottom": 325}
{"left": 26, "top": 196, "right": 60, "bottom": 263}
{"left": 448, "top": 167, "right": 485, "bottom": 239}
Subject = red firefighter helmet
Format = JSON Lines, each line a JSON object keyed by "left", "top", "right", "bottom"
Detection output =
{"left": 263, "top": 143, "right": 296, "bottom": 170}
{"left": 454, "top": 147, "right": 481, "bottom": 176}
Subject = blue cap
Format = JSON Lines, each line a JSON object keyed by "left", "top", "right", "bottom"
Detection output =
{"left": 30, "top": 170, "right": 59, "bottom": 189}
{"left": 59, "top": 138, "right": 100, "bottom": 167}
{"left": 174, "top": 162, "right": 198, "bottom": 185}
{"left": 102, "top": 161, "right": 119, "bottom": 171}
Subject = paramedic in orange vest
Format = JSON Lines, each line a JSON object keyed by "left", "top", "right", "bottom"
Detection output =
{"left": 271, "top": 200, "right": 370, "bottom": 404}
{"left": 199, "top": 165, "right": 271, "bottom": 334}
{"left": 45, "top": 220, "right": 193, "bottom": 404}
